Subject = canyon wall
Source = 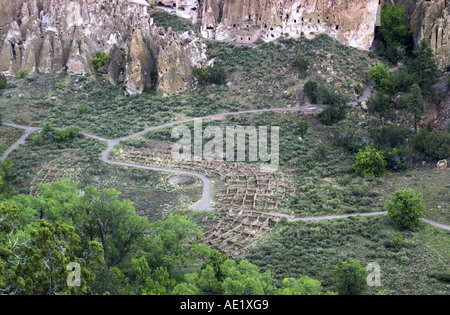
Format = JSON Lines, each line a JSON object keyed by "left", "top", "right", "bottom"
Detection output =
{"left": 383, "top": 0, "right": 449, "bottom": 68}
{"left": 409, "top": 0, "right": 449, "bottom": 68}
{"left": 158, "top": 0, "right": 381, "bottom": 51}
{"left": 0, "top": 0, "right": 206, "bottom": 95}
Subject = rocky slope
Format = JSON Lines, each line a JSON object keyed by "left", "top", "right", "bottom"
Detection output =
{"left": 0, "top": 0, "right": 206, "bottom": 95}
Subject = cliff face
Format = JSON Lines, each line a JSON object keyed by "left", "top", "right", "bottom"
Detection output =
{"left": 0, "top": 0, "right": 206, "bottom": 95}
{"left": 409, "top": 0, "right": 449, "bottom": 68}
{"left": 383, "top": 0, "right": 449, "bottom": 68}
{"left": 158, "top": 0, "right": 380, "bottom": 50}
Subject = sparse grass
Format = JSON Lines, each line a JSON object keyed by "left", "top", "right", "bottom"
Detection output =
{"left": 7, "top": 133, "right": 202, "bottom": 222}
{"left": 0, "top": 125, "right": 25, "bottom": 155}
{"left": 151, "top": 10, "right": 195, "bottom": 33}
{"left": 245, "top": 216, "right": 450, "bottom": 295}
{"left": 375, "top": 166, "right": 450, "bottom": 225}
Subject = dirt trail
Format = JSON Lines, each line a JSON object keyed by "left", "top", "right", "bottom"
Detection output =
{"left": 2, "top": 106, "right": 450, "bottom": 230}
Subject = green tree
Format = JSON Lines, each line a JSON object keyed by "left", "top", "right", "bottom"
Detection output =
{"left": 81, "top": 186, "right": 149, "bottom": 267}
{"left": 193, "top": 65, "right": 227, "bottom": 86}
{"left": 1, "top": 214, "right": 103, "bottom": 295}
{"left": 354, "top": 146, "right": 387, "bottom": 179}
{"left": 172, "top": 282, "right": 200, "bottom": 295}
{"left": 412, "top": 129, "right": 442, "bottom": 160}
{"left": 332, "top": 259, "right": 368, "bottom": 295}
{"left": 387, "top": 189, "right": 425, "bottom": 229}
{"left": 404, "top": 84, "right": 425, "bottom": 134}
{"left": 185, "top": 252, "right": 277, "bottom": 295}
{"left": 369, "top": 64, "right": 391, "bottom": 92}
{"left": 368, "top": 92, "right": 394, "bottom": 121}
{"left": 297, "top": 120, "right": 309, "bottom": 138}
{"left": 131, "top": 256, "right": 175, "bottom": 295}
{"left": 303, "top": 81, "right": 319, "bottom": 103}
{"left": 378, "top": 5, "right": 411, "bottom": 53}
{"left": 32, "top": 134, "right": 44, "bottom": 146}
{"left": 278, "top": 276, "right": 323, "bottom": 295}
{"left": 407, "top": 39, "right": 439, "bottom": 97}
{"left": 0, "top": 159, "right": 14, "bottom": 198}
{"left": 136, "top": 214, "right": 209, "bottom": 273}
{"left": 54, "top": 126, "right": 81, "bottom": 143}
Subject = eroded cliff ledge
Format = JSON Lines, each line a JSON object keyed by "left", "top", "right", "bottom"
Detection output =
{"left": 158, "top": 0, "right": 381, "bottom": 51}
{"left": 0, "top": 0, "right": 206, "bottom": 95}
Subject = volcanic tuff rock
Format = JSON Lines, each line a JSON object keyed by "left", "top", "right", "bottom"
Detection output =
{"left": 0, "top": 0, "right": 206, "bottom": 95}
{"left": 383, "top": 0, "right": 450, "bottom": 68}
{"left": 157, "top": 0, "right": 381, "bottom": 50}
{"left": 409, "top": 0, "right": 450, "bottom": 68}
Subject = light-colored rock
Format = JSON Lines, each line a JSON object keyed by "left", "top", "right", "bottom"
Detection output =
{"left": 162, "top": 0, "right": 380, "bottom": 50}
{"left": 410, "top": 0, "right": 450, "bottom": 68}
{"left": 0, "top": 0, "right": 205, "bottom": 95}
{"left": 437, "top": 159, "right": 448, "bottom": 169}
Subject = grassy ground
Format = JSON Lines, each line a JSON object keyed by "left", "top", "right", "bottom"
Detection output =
{"left": 0, "top": 125, "right": 24, "bottom": 155}
{"left": 375, "top": 166, "right": 450, "bottom": 225}
{"left": 0, "top": 34, "right": 378, "bottom": 138}
{"left": 245, "top": 215, "right": 450, "bottom": 295}
{"left": 6, "top": 132, "right": 202, "bottom": 222}
{"left": 0, "top": 32, "right": 448, "bottom": 295}
{"left": 116, "top": 111, "right": 386, "bottom": 217}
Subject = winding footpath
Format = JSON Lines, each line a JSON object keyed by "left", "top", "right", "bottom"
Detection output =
{"left": 1, "top": 106, "right": 449, "bottom": 230}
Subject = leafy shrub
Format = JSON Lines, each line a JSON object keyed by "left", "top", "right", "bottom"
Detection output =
{"left": 332, "top": 259, "right": 368, "bottom": 295}
{"left": 368, "top": 92, "right": 394, "bottom": 120}
{"left": 151, "top": 11, "right": 194, "bottom": 33}
{"left": 0, "top": 73, "right": 6, "bottom": 89}
{"left": 192, "top": 65, "right": 227, "bottom": 86}
{"left": 382, "top": 146, "right": 413, "bottom": 171}
{"left": 93, "top": 52, "right": 111, "bottom": 71}
{"left": 353, "top": 147, "right": 386, "bottom": 179}
{"left": 369, "top": 124, "right": 412, "bottom": 149}
{"left": 293, "top": 53, "right": 310, "bottom": 78}
{"left": 389, "top": 232, "right": 404, "bottom": 251}
{"left": 319, "top": 106, "right": 346, "bottom": 126}
{"left": 413, "top": 129, "right": 449, "bottom": 160}
{"left": 77, "top": 104, "right": 86, "bottom": 115}
{"left": 32, "top": 134, "right": 44, "bottom": 146}
{"left": 387, "top": 189, "right": 424, "bottom": 229}
{"left": 312, "top": 144, "right": 328, "bottom": 161}
{"left": 55, "top": 82, "right": 66, "bottom": 89}
{"left": 54, "top": 126, "right": 81, "bottom": 143}
{"left": 369, "top": 64, "right": 391, "bottom": 92}
{"left": 42, "top": 122, "right": 54, "bottom": 134}
{"left": 332, "top": 125, "right": 364, "bottom": 153}
{"left": 303, "top": 81, "right": 319, "bottom": 103}
{"left": 354, "top": 84, "right": 365, "bottom": 96}
{"left": 297, "top": 120, "right": 309, "bottom": 138}
{"left": 17, "top": 70, "right": 27, "bottom": 79}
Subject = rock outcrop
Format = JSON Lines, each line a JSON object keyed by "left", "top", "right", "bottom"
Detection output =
{"left": 384, "top": 0, "right": 450, "bottom": 68}
{"left": 157, "top": 0, "right": 380, "bottom": 50}
{"left": 0, "top": 0, "right": 205, "bottom": 95}
{"left": 409, "top": 0, "right": 450, "bottom": 68}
